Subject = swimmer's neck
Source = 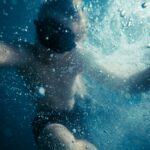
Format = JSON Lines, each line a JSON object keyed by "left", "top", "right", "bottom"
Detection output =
{"left": 32, "top": 42, "right": 76, "bottom": 64}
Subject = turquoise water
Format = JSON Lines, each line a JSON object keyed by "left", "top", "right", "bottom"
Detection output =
{"left": 83, "top": 1, "right": 150, "bottom": 149}
{"left": 0, "top": 0, "right": 149, "bottom": 150}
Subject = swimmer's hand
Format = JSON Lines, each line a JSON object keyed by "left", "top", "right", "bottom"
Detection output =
{"left": 0, "top": 41, "right": 32, "bottom": 67}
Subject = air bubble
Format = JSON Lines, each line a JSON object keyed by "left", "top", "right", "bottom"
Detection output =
{"left": 45, "top": 36, "right": 49, "bottom": 40}
{"left": 50, "top": 54, "right": 54, "bottom": 58}
{"left": 127, "top": 20, "right": 132, "bottom": 27}
{"left": 146, "top": 43, "right": 150, "bottom": 48}
{"left": 65, "top": 29, "right": 68, "bottom": 33}
{"left": 141, "top": 2, "right": 147, "bottom": 8}
{"left": 39, "top": 87, "right": 46, "bottom": 96}
{"left": 120, "top": 10, "right": 126, "bottom": 17}
{"left": 72, "top": 128, "right": 76, "bottom": 133}
{"left": 52, "top": 68, "right": 56, "bottom": 72}
{"left": 70, "top": 15, "right": 73, "bottom": 20}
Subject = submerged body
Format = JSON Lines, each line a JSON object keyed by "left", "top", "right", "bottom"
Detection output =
{"left": 0, "top": 40, "right": 149, "bottom": 150}
{"left": 0, "top": 41, "right": 98, "bottom": 149}
{"left": 20, "top": 47, "right": 83, "bottom": 111}
{"left": 0, "top": 0, "right": 150, "bottom": 149}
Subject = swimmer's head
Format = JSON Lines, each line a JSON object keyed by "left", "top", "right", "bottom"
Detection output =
{"left": 34, "top": 0, "right": 86, "bottom": 53}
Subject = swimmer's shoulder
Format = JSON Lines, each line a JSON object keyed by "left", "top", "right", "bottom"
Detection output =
{"left": 64, "top": 47, "right": 84, "bottom": 71}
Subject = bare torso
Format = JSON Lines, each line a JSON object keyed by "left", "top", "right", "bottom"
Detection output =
{"left": 19, "top": 47, "right": 83, "bottom": 112}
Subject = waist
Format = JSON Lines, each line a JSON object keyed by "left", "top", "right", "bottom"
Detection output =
{"left": 36, "top": 96, "right": 75, "bottom": 112}
{"left": 32, "top": 99, "right": 87, "bottom": 143}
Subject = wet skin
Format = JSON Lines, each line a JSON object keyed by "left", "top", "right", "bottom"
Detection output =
{"left": 0, "top": 22, "right": 150, "bottom": 149}
{"left": 0, "top": 41, "right": 98, "bottom": 149}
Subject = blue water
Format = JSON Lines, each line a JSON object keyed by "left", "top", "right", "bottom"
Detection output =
{"left": 0, "top": 0, "right": 149, "bottom": 150}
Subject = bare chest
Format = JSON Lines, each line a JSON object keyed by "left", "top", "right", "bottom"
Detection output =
{"left": 21, "top": 54, "right": 79, "bottom": 99}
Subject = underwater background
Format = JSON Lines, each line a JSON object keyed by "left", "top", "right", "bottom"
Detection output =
{"left": 0, "top": 0, "right": 149, "bottom": 150}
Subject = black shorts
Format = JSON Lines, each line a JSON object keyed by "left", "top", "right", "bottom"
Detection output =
{"left": 32, "top": 95, "right": 94, "bottom": 144}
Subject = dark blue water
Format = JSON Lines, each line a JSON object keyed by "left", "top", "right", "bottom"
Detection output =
{"left": 0, "top": 1, "right": 37, "bottom": 150}
{"left": 0, "top": 0, "right": 149, "bottom": 150}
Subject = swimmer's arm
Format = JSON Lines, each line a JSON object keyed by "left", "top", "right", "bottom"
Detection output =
{"left": 77, "top": 49, "right": 125, "bottom": 91}
{"left": 77, "top": 49, "right": 150, "bottom": 93}
{"left": 84, "top": 59, "right": 150, "bottom": 94}
{"left": 85, "top": 62, "right": 125, "bottom": 91}
{"left": 0, "top": 41, "right": 32, "bottom": 67}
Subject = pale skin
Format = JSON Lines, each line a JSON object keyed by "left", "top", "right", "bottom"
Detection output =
{"left": 0, "top": 12, "right": 150, "bottom": 150}
{"left": 0, "top": 40, "right": 99, "bottom": 150}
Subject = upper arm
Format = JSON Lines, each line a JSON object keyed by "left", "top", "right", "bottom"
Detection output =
{"left": 0, "top": 41, "right": 32, "bottom": 67}
{"left": 76, "top": 47, "right": 150, "bottom": 93}
{"left": 76, "top": 48, "right": 125, "bottom": 91}
{"left": 83, "top": 56, "right": 150, "bottom": 94}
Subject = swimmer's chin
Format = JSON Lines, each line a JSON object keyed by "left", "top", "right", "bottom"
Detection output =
{"left": 32, "top": 42, "right": 76, "bottom": 62}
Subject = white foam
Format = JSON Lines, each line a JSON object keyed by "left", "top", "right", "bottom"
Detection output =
{"left": 81, "top": 0, "right": 150, "bottom": 78}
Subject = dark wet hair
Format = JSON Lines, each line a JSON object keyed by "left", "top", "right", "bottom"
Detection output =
{"left": 35, "top": 18, "right": 76, "bottom": 53}
{"left": 34, "top": 0, "right": 81, "bottom": 53}
{"left": 37, "top": 0, "right": 80, "bottom": 22}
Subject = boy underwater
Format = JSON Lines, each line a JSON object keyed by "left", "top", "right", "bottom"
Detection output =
{"left": 0, "top": 0, "right": 150, "bottom": 149}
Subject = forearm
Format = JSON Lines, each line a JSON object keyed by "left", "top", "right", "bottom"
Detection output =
{"left": 86, "top": 65, "right": 126, "bottom": 91}
{"left": 77, "top": 48, "right": 126, "bottom": 91}
{"left": 88, "top": 65, "right": 150, "bottom": 95}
